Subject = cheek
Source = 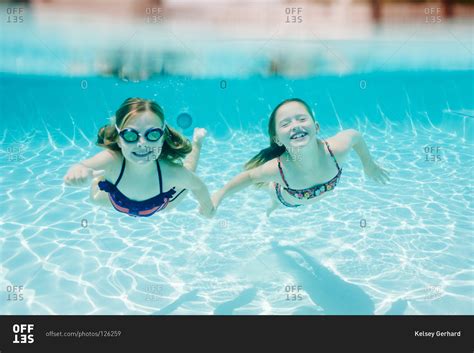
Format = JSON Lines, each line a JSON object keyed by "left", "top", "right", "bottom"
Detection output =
{"left": 276, "top": 127, "right": 290, "bottom": 139}
{"left": 148, "top": 140, "right": 164, "bottom": 155}
{"left": 118, "top": 142, "right": 133, "bottom": 155}
{"left": 305, "top": 122, "right": 317, "bottom": 133}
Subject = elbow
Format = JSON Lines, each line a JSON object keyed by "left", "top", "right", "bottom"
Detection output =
{"left": 246, "top": 170, "right": 257, "bottom": 184}
{"left": 347, "top": 129, "right": 362, "bottom": 146}
{"left": 347, "top": 128, "right": 361, "bottom": 137}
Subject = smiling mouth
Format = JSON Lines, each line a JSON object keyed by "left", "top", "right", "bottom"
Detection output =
{"left": 290, "top": 131, "right": 308, "bottom": 140}
{"left": 132, "top": 151, "right": 152, "bottom": 157}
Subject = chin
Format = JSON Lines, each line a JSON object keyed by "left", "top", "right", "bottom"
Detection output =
{"left": 125, "top": 153, "right": 154, "bottom": 164}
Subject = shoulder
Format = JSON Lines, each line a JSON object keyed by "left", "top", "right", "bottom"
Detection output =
{"left": 247, "top": 158, "right": 280, "bottom": 182}
{"left": 326, "top": 129, "right": 360, "bottom": 149}
{"left": 159, "top": 159, "right": 193, "bottom": 184}
{"left": 325, "top": 129, "right": 360, "bottom": 162}
{"left": 160, "top": 159, "right": 186, "bottom": 174}
{"left": 107, "top": 150, "right": 123, "bottom": 162}
{"left": 103, "top": 150, "right": 124, "bottom": 180}
{"left": 106, "top": 150, "right": 124, "bottom": 168}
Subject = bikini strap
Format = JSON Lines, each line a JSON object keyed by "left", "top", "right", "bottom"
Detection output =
{"left": 324, "top": 140, "right": 341, "bottom": 172}
{"left": 275, "top": 182, "right": 300, "bottom": 208}
{"left": 277, "top": 157, "right": 290, "bottom": 188}
{"left": 156, "top": 160, "right": 163, "bottom": 194}
{"left": 114, "top": 158, "right": 126, "bottom": 186}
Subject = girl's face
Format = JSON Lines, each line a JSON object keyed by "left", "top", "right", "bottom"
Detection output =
{"left": 117, "top": 111, "right": 166, "bottom": 165}
{"left": 274, "top": 101, "right": 318, "bottom": 149}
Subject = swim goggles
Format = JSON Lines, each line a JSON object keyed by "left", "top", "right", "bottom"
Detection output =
{"left": 115, "top": 124, "right": 166, "bottom": 143}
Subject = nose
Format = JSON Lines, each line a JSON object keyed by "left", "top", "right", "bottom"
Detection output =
{"left": 136, "top": 135, "right": 147, "bottom": 148}
{"left": 290, "top": 121, "right": 302, "bottom": 130}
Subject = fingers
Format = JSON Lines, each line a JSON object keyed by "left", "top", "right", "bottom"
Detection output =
{"left": 208, "top": 206, "right": 216, "bottom": 218}
{"left": 80, "top": 169, "right": 89, "bottom": 181}
{"left": 64, "top": 175, "right": 78, "bottom": 186}
{"left": 369, "top": 165, "right": 390, "bottom": 185}
{"left": 373, "top": 170, "right": 390, "bottom": 185}
{"left": 199, "top": 210, "right": 213, "bottom": 218}
{"left": 199, "top": 205, "right": 216, "bottom": 218}
{"left": 380, "top": 167, "right": 390, "bottom": 176}
{"left": 380, "top": 167, "right": 390, "bottom": 184}
{"left": 211, "top": 198, "right": 219, "bottom": 210}
{"left": 372, "top": 175, "right": 381, "bottom": 184}
{"left": 63, "top": 174, "right": 89, "bottom": 187}
{"left": 92, "top": 170, "right": 105, "bottom": 177}
{"left": 375, "top": 173, "right": 386, "bottom": 185}
{"left": 211, "top": 192, "right": 222, "bottom": 210}
{"left": 64, "top": 166, "right": 104, "bottom": 187}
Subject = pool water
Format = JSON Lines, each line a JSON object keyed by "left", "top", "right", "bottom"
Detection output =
{"left": 0, "top": 71, "right": 473, "bottom": 315}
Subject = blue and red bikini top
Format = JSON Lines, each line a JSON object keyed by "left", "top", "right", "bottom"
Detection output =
{"left": 98, "top": 158, "right": 185, "bottom": 217}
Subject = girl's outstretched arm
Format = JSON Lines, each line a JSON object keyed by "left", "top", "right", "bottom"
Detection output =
{"left": 64, "top": 150, "right": 116, "bottom": 186}
{"left": 212, "top": 160, "right": 277, "bottom": 209}
{"left": 341, "top": 129, "right": 390, "bottom": 184}
{"left": 179, "top": 168, "right": 215, "bottom": 218}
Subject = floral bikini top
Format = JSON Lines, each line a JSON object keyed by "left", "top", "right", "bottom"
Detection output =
{"left": 274, "top": 140, "right": 342, "bottom": 208}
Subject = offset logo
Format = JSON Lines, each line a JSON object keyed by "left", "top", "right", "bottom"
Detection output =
{"left": 285, "top": 285, "right": 304, "bottom": 301}
{"left": 12, "top": 324, "right": 34, "bottom": 344}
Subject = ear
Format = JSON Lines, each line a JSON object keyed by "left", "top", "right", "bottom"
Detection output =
{"left": 315, "top": 122, "right": 320, "bottom": 133}
{"left": 273, "top": 137, "right": 282, "bottom": 146}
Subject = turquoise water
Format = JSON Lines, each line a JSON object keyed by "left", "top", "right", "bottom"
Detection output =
{"left": 1, "top": 71, "right": 473, "bottom": 315}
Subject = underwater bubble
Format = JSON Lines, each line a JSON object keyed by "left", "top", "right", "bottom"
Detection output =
{"left": 176, "top": 112, "right": 193, "bottom": 129}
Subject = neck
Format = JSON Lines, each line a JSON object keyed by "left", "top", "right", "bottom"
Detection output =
{"left": 125, "top": 158, "right": 158, "bottom": 175}
{"left": 287, "top": 138, "right": 322, "bottom": 170}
